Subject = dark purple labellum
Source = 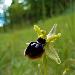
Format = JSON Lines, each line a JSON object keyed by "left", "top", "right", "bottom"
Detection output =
{"left": 25, "top": 38, "right": 46, "bottom": 59}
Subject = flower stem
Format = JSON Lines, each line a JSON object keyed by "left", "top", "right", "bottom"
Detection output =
{"left": 37, "top": 54, "right": 47, "bottom": 75}
{"left": 43, "top": 54, "right": 47, "bottom": 75}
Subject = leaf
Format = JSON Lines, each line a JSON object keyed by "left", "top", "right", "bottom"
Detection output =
{"left": 46, "top": 24, "right": 61, "bottom": 43}
{"left": 47, "top": 24, "right": 57, "bottom": 38}
{"left": 45, "top": 44, "right": 61, "bottom": 64}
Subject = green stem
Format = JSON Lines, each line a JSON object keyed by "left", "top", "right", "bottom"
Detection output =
{"left": 43, "top": 54, "right": 47, "bottom": 75}
{"left": 37, "top": 54, "right": 48, "bottom": 75}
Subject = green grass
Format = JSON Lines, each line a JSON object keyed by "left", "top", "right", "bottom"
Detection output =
{"left": 0, "top": 12, "right": 75, "bottom": 75}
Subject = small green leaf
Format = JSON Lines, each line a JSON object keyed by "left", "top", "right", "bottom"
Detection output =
{"left": 47, "top": 24, "right": 57, "bottom": 36}
{"left": 45, "top": 44, "right": 61, "bottom": 64}
{"left": 46, "top": 24, "right": 61, "bottom": 43}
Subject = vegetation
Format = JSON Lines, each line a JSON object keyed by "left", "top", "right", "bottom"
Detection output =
{"left": 0, "top": 0, "right": 75, "bottom": 75}
{"left": 4, "top": 0, "right": 74, "bottom": 28}
{"left": 0, "top": 12, "right": 75, "bottom": 75}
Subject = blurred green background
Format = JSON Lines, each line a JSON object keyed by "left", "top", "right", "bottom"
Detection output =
{"left": 0, "top": 0, "right": 75, "bottom": 75}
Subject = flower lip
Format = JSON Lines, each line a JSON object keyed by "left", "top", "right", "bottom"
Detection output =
{"left": 25, "top": 42, "right": 45, "bottom": 59}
